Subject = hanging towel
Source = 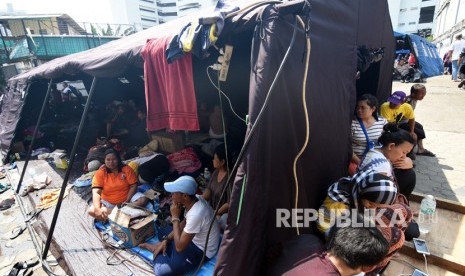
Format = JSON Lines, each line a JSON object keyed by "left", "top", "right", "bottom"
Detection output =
{"left": 141, "top": 36, "right": 199, "bottom": 132}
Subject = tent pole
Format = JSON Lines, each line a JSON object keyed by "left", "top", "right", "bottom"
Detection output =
{"left": 41, "top": 77, "right": 98, "bottom": 260}
{"left": 15, "top": 79, "right": 54, "bottom": 194}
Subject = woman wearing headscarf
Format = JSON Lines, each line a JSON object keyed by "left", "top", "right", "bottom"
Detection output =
{"left": 318, "top": 169, "right": 412, "bottom": 273}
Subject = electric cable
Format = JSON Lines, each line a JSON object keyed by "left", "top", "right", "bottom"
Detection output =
{"left": 195, "top": 14, "right": 301, "bottom": 274}
{"left": 206, "top": 67, "right": 247, "bottom": 123}
{"left": 291, "top": 14, "right": 311, "bottom": 236}
{"left": 423, "top": 253, "right": 429, "bottom": 275}
{"left": 8, "top": 171, "right": 68, "bottom": 276}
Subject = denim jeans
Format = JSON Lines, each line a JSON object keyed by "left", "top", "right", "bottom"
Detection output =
{"left": 452, "top": 59, "right": 459, "bottom": 80}
{"left": 154, "top": 226, "right": 208, "bottom": 275}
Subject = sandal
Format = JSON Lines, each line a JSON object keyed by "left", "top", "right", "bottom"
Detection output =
{"left": 0, "top": 197, "right": 15, "bottom": 211}
{"left": 10, "top": 225, "right": 27, "bottom": 240}
{"left": 7, "top": 258, "right": 39, "bottom": 276}
{"left": 0, "top": 183, "right": 10, "bottom": 194}
{"left": 417, "top": 149, "right": 435, "bottom": 157}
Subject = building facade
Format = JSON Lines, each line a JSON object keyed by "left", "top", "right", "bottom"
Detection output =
{"left": 433, "top": 0, "right": 465, "bottom": 56}
{"left": 111, "top": 0, "right": 216, "bottom": 30}
{"left": 388, "top": 0, "right": 437, "bottom": 36}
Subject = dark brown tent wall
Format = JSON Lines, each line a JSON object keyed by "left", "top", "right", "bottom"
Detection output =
{"left": 215, "top": 0, "right": 394, "bottom": 274}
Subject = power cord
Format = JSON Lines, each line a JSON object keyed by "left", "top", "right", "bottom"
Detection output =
{"left": 423, "top": 253, "right": 429, "bottom": 275}
{"left": 206, "top": 66, "right": 247, "bottom": 123}
{"left": 195, "top": 13, "right": 301, "bottom": 275}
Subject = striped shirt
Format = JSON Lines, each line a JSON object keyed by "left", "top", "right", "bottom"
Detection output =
{"left": 351, "top": 117, "right": 387, "bottom": 158}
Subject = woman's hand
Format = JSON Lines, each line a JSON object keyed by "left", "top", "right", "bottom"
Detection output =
{"left": 393, "top": 157, "right": 413, "bottom": 169}
{"left": 94, "top": 207, "right": 108, "bottom": 221}
{"left": 351, "top": 153, "right": 361, "bottom": 165}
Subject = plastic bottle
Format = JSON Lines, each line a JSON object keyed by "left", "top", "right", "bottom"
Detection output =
{"left": 203, "top": 168, "right": 211, "bottom": 182}
{"left": 418, "top": 195, "right": 436, "bottom": 234}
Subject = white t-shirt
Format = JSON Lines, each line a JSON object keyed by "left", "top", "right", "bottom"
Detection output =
{"left": 184, "top": 195, "right": 220, "bottom": 259}
{"left": 358, "top": 148, "right": 393, "bottom": 178}
{"left": 450, "top": 39, "right": 465, "bottom": 60}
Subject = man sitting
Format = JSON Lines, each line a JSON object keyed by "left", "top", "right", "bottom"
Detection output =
{"left": 139, "top": 176, "right": 220, "bottom": 275}
{"left": 269, "top": 221, "right": 389, "bottom": 276}
{"left": 399, "top": 84, "right": 435, "bottom": 157}
{"left": 394, "top": 59, "right": 414, "bottom": 83}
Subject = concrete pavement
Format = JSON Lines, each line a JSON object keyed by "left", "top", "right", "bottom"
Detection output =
{"left": 392, "top": 74, "right": 465, "bottom": 204}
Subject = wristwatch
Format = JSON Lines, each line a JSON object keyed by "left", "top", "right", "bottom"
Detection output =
{"left": 162, "top": 235, "right": 170, "bottom": 242}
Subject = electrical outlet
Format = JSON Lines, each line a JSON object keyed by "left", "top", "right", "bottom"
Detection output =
{"left": 219, "top": 45, "right": 233, "bottom": 81}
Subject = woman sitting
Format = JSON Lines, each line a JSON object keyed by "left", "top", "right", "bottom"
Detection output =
{"left": 358, "top": 123, "right": 416, "bottom": 200}
{"left": 202, "top": 144, "right": 231, "bottom": 230}
{"left": 318, "top": 169, "right": 412, "bottom": 274}
{"left": 351, "top": 95, "right": 416, "bottom": 200}
{"left": 351, "top": 94, "right": 387, "bottom": 165}
{"left": 88, "top": 149, "right": 148, "bottom": 221}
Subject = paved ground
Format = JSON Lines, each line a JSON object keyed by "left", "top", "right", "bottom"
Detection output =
{"left": 392, "top": 74, "right": 465, "bottom": 204}
{"left": 0, "top": 74, "right": 464, "bottom": 275}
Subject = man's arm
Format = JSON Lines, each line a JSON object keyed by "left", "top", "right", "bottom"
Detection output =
{"left": 171, "top": 219, "right": 195, "bottom": 252}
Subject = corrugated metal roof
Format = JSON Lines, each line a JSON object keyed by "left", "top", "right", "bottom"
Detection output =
{"left": 0, "top": 14, "right": 86, "bottom": 34}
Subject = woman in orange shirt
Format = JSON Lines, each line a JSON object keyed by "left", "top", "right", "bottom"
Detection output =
{"left": 88, "top": 149, "right": 148, "bottom": 221}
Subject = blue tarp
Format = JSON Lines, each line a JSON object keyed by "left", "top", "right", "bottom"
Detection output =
{"left": 394, "top": 31, "right": 443, "bottom": 78}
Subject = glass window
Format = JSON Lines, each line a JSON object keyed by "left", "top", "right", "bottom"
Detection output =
{"left": 419, "top": 6, "right": 435, "bottom": 23}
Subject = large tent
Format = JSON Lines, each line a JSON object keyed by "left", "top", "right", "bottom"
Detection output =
{"left": 0, "top": 0, "right": 395, "bottom": 274}
{"left": 394, "top": 31, "right": 443, "bottom": 78}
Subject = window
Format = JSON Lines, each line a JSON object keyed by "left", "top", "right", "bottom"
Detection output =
{"left": 409, "top": 22, "right": 416, "bottom": 25}
{"left": 156, "top": 1, "right": 176, "bottom": 7}
{"left": 400, "top": 8, "right": 407, "bottom": 12}
{"left": 140, "top": 7, "right": 156, "bottom": 13}
{"left": 141, "top": 17, "right": 158, "bottom": 23}
{"left": 399, "top": 23, "right": 405, "bottom": 26}
{"left": 158, "top": 11, "right": 177, "bottom": 16}
{"left": 419, "top": 6, "right": 435, "bottom": 23}
{"left": 141, "top": 0, "right": 154, "bottom": 3}
{"left": 411, "top": 7, "right": 418, "bottom": 10}
{"left": 39, "top": 29, "right": 47, "bottom": 35}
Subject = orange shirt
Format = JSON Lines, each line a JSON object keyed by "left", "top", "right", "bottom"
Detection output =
{"left": 92, "top": 165, "right": 137, "bottom": 205}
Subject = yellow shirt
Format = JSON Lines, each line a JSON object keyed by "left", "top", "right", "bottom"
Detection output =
{"left": 380, "top": 102, "right": 414, "bottom": 124}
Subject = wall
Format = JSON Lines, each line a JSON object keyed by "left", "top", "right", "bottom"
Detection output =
{"left": 389, "top": 0, "right": 437, "bottom": 34}
{"left": 433, "top": 0, "right": 465, "bottom": 56}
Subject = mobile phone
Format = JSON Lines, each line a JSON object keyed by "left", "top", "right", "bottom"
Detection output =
{"left": 413, "top": 238, "right": 430, "bottom": 255}
{"left": 411, "top": 268, "right": 428, "bottom": 276}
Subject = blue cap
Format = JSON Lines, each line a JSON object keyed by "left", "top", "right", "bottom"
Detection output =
{"left": 164, "top": 176, "right": 197, "bottom": 195}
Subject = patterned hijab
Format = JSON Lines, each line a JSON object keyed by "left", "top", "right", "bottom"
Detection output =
{"left": 327, "top": 169, "right": 397, "bottom": 209}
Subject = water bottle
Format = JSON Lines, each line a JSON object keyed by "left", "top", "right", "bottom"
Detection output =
{"left": 203, "top": 168, "right": 211, "bottom": 182}
{"left": 418, "top": 195, "right": 436, "bottom": 234}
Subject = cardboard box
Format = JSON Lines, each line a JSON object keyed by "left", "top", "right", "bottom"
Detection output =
{"left": 108, "top": 206, "right": 157, "bottom": 248}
